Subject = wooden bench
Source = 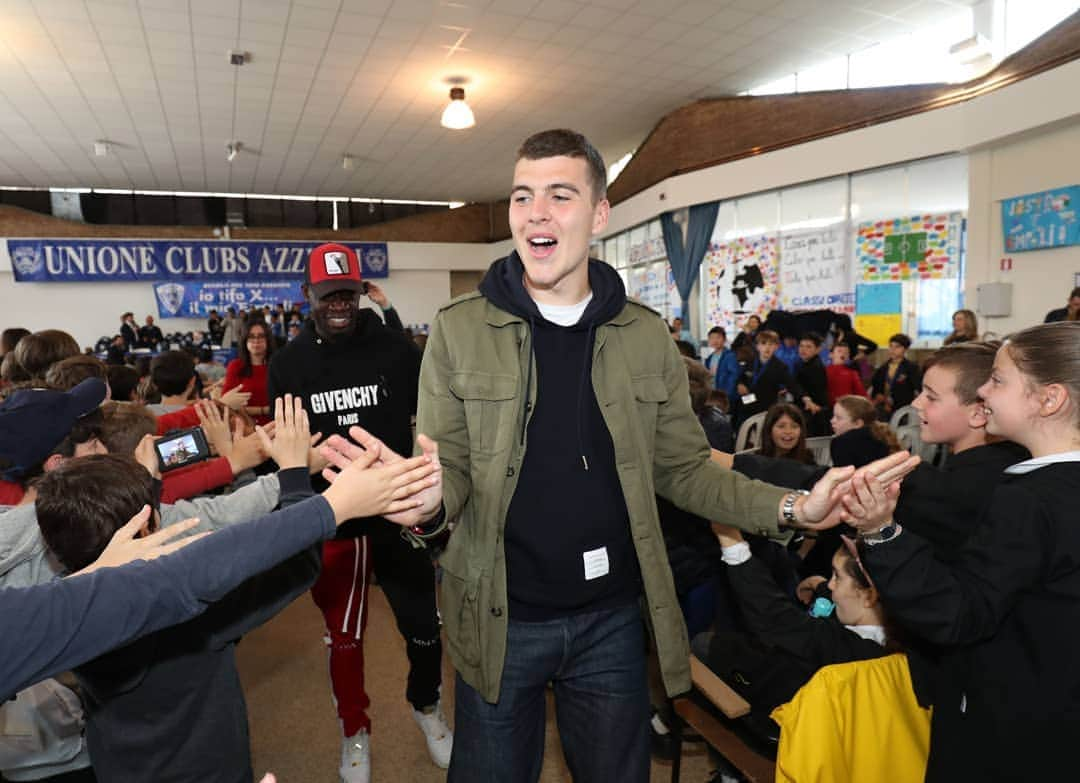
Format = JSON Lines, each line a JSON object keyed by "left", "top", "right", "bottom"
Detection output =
{"left": 670, "top": 656, "right": 776, "bottom": 783}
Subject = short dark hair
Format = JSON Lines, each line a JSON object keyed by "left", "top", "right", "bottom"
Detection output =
{"left": 517, "top": 129, "right": 607, "bottom": 202}
{"left": 1, "top": 353, "right": 30, "bottom": 384}
{"left": 674, "top": 340, "right": 697, "bottom": 359}
{"left": 1, "top": 327, "right": 30, "bottom": 356}
{"left": 889, "top": 333, "right": 912, "bottom": 350}
{"left": 684, "top": 358, "right": 710, "bottom": 415}
{"left": 922, "top": 341, "right": 999, "bottom": 405}
{"left": 1070, "top": 287, "right": 1080, "bottom": 299}
{"left": 800, "top": 332, "right": 823, "bottom": 347}
{"left": 107, "top": 365, "right": 140, "bottom": 402}
{"left": 12, "top": 330, "right": 80, "bottom": 380}
{"left": 100, "top": 401, "right": 158, "bottom": 455}
{"left": 46, "top": 355, "right": 108, "bottom": 391}
{"left": 150, "top": 350, "right": 195, "bottom": 397}
{"left": 708, "top": 326, "right": 726, "bottom": 338}
{"left": 36, "top": 453, "right": 157, "bottom": 573}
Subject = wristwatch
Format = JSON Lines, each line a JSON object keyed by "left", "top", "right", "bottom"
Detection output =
{"left": 860, "top": 522, "right": 900, "bottom": 546}
{"left": 781, "top": 490, "right": 810, "bottom": 527}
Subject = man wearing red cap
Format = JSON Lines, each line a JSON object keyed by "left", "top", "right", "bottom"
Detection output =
{"left": 267, "top": 243, "right": 449, "bottom": 783}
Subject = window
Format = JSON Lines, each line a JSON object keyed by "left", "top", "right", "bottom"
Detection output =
{"left": 1005, "top": 0, "right": 1079, "bottom": 55}
{"left": 795, "top": 57, "right": 848, "bottom": 92}
{"left": 780, "top": 178, "right": 847, "bottom": 231}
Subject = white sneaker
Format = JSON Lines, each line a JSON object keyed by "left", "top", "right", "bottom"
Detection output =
{"left": 339, "top": 730, "right": 370, "bottom": 783}
{"left": 412, "top": 701, "right": 453, "bottom": 769}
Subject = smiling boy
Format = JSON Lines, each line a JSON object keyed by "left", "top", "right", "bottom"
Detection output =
{"left": 895, "top": 341, "right": 1028, "bottom": 558}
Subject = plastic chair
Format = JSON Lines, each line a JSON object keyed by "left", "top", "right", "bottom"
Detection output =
{"left": 805, "top": 436, "right": 833, "bottom": 466}
{"left": 889, "top": 404, "right": 917, "bottom": 430}
{"left": 735, "top": 412, "right": 767, "bottom": 452}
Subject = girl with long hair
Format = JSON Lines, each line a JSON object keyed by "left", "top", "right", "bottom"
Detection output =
{"left": 760, "top": 403, "right": 815, "bottom": 464}
{"left": 943, "top": 309, "right": 978, "bottom": 345}
{"left": 829, "top": 395, "right": 901, "bottom": 468}
{"left": 222, "top": 317, "right": 275, "bottom": 426}
{"left": 846, "top": 321, "right": 1080, "bottom": 780}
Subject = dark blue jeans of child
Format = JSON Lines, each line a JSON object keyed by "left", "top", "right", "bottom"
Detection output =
{"left": 447, "top": 602, "right": 650, "bottom": 783}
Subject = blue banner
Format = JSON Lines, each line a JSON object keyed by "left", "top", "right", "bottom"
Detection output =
{"left": 7, "top": 238, "right": 389, "bottom": 282}
{"left": 154, "top": 279, "right": 308, "bottom": 319}
{"left": 1001, "top": 186, "right": 1080, "bottom": 252}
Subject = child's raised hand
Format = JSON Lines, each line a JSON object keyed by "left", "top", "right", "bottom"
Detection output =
{"left": 840, "top": 471, "right": 898, "bottom": 532}
{"left": 218, "top": 385, "right": 252, "bottom": 411}
{"left": 133, "top": 434, "right": 161, "bottom": 479}
{"left": 320, "top": 436, "right": 441, "bottom": 524}
{"left": 195, "top": 399, "right": 232, "bottom": 457}
{"left": 307, "top": 432, "right": 328, "bottom": 475}
{"left": 797, "top": 575, "right": 827, "bottom": 606}
{"left": 797, "top": 451, "right": 918, "bottom": 531}
{"left": 256, "top": 395, "right": 310, "bottom": 470}
{"left": 74, "top": 509, "right": 208, "bottom": 576}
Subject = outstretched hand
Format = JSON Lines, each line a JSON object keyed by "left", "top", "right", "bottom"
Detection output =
{"left": 74, "top": 507, "right": 207, "bottom": 576}
{"left": 255, "top": 395, "right": 311, "bottom": 470}
{"left": 838, "top": 471, "right": 898, "bottom": 532}
{"left": 794, "top": 450, "right": 919, "bottom": 531}
{"left": 320, "top": 426, "right": 443, "bottom": 527}
{"left": 319, "top": 431, "right": 441, "bottom": 525}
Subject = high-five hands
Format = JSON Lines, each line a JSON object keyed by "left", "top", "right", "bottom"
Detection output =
{"left": 319, "top": 428, "right": 441, "bottom": 525}
{"left": 320, "top": 426, "right": 443, "bottom": 527}
{"left": 837, "top": 471, "right": 898, "bottom": 533}
{"left": 788, "top": 450, "right": 918, "bottom": 531}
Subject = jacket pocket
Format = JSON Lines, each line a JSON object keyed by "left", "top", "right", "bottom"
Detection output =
{"left": 632, "top": 374, "right": 669, "bottom": 452}
{"left": 449, "top": 372, "right": 518, "bottom": 455}
{"left": 439, "top": 566, "right": 482, "bottom": 669}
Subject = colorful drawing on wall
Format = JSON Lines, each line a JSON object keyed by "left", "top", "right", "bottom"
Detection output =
{"left": 855, "top": 213, "right": 963, "bottom": 281}
{"left": 779, "top": 226, "right": 854, "bottom": 314}
{"left": 1001, "top": 185, "right": 1080, "bottom": 252}
{"left": 703, "top": 234, "right": 780, "bottom": 336}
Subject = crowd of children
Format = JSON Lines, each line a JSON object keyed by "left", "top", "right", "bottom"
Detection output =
{"left": 671, "top": 308, "right": 1080, "bottom": 781}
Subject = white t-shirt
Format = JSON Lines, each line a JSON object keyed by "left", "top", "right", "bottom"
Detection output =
{"left": 535, "top": 293, "right": 594, "bottom": 327}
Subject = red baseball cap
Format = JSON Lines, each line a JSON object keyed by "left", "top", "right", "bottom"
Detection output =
{"left": 306, "top": 243, "right": 362, "bottom": 300}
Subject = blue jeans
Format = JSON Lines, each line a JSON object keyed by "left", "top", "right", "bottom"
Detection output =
{"left": 448, "top": 603, "right": 650, "bottom": 783}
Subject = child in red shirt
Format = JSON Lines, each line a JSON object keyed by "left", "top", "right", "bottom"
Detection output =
{"left": 825, "top": 343, "right": 867, "bottom": 406}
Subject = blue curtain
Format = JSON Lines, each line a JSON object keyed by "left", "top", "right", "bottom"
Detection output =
{"left": 660, "top": 201, "right": 719, "bottom": 337}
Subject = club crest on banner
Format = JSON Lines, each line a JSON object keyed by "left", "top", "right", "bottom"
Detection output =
{"left": 363, "top": 245, "right": 387, "bottom": 275}
{"left": 11, "top": 245, "right": 43, "bottom": 279}
{"left": 155, "top": 282, "right": 186, "bottom": 316}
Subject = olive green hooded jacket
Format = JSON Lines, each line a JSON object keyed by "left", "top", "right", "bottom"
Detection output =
{"left": 415, "top": 268, "right": 789, "bottom": 704}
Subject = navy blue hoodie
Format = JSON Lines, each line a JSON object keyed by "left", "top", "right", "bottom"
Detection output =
{"left": 479, "top": 253, "right": 641, "bottom": 620}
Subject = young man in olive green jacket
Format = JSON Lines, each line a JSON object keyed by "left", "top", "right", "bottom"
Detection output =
{"left": 324, "top": 129, "right": 915, "bottom": 783}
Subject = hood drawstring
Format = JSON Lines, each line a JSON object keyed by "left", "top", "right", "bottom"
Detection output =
{"left": 576, "top": 324, "right": 596, "bottom": 471}
{"left": 520, "top": 318, "right": 534, "bottom": 447}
